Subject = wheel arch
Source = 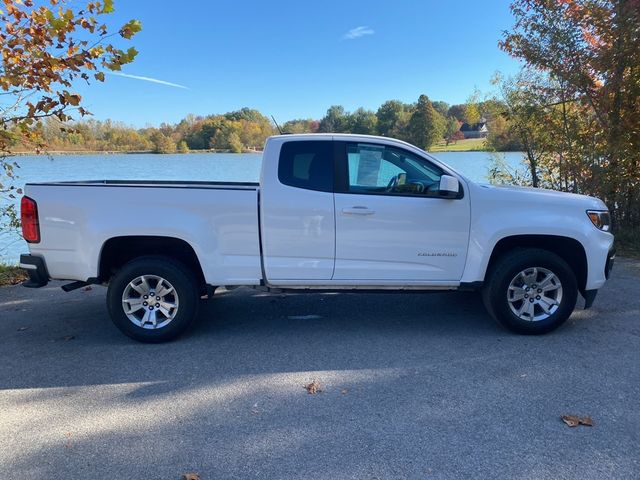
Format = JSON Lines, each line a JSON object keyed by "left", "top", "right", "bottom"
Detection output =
{"left": 485, "top": 234, "right": 588, "bottom": 293}
{"left": 98, "top": 236, "right": 206, "bottom": 289}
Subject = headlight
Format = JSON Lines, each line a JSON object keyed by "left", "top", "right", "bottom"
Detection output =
{"left": 587, "top": 210, "right": 611, "bottom": 232}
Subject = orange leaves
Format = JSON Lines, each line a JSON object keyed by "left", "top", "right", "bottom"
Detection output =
{"left": 0, "top": 0, "right": 140, "bottom": 149}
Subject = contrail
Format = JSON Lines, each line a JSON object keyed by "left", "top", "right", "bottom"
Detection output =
{"left": 107, "top": 72, "right": 188, "bottom": 89}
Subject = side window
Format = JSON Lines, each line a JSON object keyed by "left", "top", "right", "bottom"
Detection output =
{"left": 278, "top": 140, "right": 333, "bottom": 192}
{"left": 345, "top": 143, "right": 443, "bottom": 196}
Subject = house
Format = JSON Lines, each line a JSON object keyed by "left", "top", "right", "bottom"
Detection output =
{"left": 460, "top": 118, "right": 488, "bottom": 139}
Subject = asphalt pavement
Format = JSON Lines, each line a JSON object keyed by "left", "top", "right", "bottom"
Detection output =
{"left": 0, "top": 259, "right": 639, "bottom": 480}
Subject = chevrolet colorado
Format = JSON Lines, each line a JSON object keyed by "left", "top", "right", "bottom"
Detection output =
{"left": 19, "top": 134, "right": 615, "bottom": 342}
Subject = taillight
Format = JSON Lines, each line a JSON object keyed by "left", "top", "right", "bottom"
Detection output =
{"left": 21, "top": 196, "right": 40, "bottom": 243}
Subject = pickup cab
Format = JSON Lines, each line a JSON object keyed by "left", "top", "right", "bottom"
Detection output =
{"left": 19, "top": 134, "right": 615, "bottom": 342}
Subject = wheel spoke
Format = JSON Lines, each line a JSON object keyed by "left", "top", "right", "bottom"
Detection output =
{"left": 540, "top": 295, "right": 558, "bottom": 305}
{"left": 124, "top": 298, "right": 144, "bottom": 314}
{"left": 140, "top": 309, "right": 152, "bottom": 326}
{"left": 159, "top": 300, "right": 176, "bottom": 310}
{"left": 156, "top": 283, "right": 173, "bottom": 297}
{"left": 149, "top": 309, "right": 158, "bottom": 327}
{"left": 131, "top": 276, "right": 151, "bottom": 295}
{"left": 509, "top": 286, "right": 526, "bottom": 301}
{"left": 524, "top": 268, "right": 538, "bottom": 285}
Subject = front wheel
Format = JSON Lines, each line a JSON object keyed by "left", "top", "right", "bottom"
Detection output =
{"left": 107, "top": 256, "right": 200, "bottom": 342}
{"left": 482, "top": 248, "right": 578, "bottom": 335}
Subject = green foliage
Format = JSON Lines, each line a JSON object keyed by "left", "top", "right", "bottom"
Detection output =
{"left": 444, "top": 116, "right": 461, "bottom": 145}
{"left": 447, "top": 104, "right": 467, "bottom": 122}
{"left": 348, "top": 108, "right": 378, "bottom": 135}
{"left": 318, "top": 106, "right": 348, "bottom": 133}
{"left": 177, "top": 140, "right": 189, "bottom": 153}
{"left": 376, "top": 100, "right": 411, "bottom": 138}
{"left": 149, "top": 131, "right": 176, "bottom": 154}
{"left": 281, "top": 119, "right": 320, "bottom": 134}
{"left": 407, "top": 95, "right": 444, "bottom": 150}
{"left": 431, "top": 101, "right": 450, "bottom": 117}
{"left": 0, "top": 264, "right": 28, "bottom": 286}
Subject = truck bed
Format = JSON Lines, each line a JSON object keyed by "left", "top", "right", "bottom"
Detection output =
{"left": 24, "top": 181, "right": 263, "bottom": 285}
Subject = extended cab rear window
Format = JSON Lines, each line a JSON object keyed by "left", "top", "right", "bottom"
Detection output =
{"left": 278, "top": 140, "right": 333, "bottom": 192}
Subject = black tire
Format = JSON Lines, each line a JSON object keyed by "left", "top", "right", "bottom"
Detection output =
{"left": 107, "top": 255, "right": 200, "bottom": 342}
{"left": 482, "top": 248, "right": 578, "bottom": 335}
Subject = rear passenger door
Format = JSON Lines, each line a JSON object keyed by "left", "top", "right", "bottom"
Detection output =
{"left": 260, "top": 139, "right": 336, "bottom": 280}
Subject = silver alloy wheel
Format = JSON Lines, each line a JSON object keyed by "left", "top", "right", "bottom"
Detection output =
{"left": 507, "top": 267, "right": 563, "bottom": 322}
{"left": 121, "top": 275, "right": 179, "bottom": 329}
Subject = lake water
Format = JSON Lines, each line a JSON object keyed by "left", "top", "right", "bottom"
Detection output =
{"left": 1, "top": 151, "right": 525, "bottom": 264}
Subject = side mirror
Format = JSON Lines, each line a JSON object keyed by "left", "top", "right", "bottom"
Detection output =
{"left": 438, "top": 175, "right": 460, "bottom": 198}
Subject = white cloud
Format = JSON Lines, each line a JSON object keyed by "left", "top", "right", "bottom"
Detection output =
{"left": 342, "top": 26, "right": 375, "bottom": 40}
{"left": 106, "top": 72, "right": 188, "bottom": 89}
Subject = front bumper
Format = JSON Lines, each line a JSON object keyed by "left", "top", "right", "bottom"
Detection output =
{"left": 19, "top": 254, "right": 49, "bottom": 288}
{"left": 583, "top": 247, "right": 615, "bottom": 309}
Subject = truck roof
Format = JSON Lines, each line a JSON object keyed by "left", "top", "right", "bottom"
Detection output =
{"left": 268, "top": 132, "right": 423, "bottom": 151}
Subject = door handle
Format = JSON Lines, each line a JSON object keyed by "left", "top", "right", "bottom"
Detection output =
{"left": 342, "top": 206, "right": 375, "bottom": 215}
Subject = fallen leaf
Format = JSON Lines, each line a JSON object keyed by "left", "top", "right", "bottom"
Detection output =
{"left": 561, "top": 415, "right": 594, "bottom": 427}
{"left": 82, "top": 286, "right": 92, "bottom": 291}
{"left": 62, "top": 335, "right": 75, "bottom": 341}
{"left": 579, "top": 416, "right": 594, "bottom": 426}
{"left": 17, "top": 326, "right": 29, "bottom": 331}
{"left": 341, "top": 389, "right": 349, "bottom": 395}
{"left": 561, "top": 415, "right": 580, "bottom": 427}
{"left": 304, "top": 380, "right": 322, "bottom": 394}
{"left": 182, "top": 474, "right": 201, "bottom": 480}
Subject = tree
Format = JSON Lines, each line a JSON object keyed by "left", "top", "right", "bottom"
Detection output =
{"left": 500, "top": 0, "right": 640, "bottom": 231}
{"left": 464, "top": 90, "right": 482, "bottom": 125}
{"left": 150, "top": 131, "right": 176, "bottom": 154}
{"left": 376, "top": 100, "right": 409, "bottom": 137}
{"left": 348, "top": 108, "right": 378, "bottom": 135}
{"left": 431, "top": 101, "right": 450, "bottom": 117}
{"left": 1, "top": 0, "right": 141, "bottom": 242}
{"left": 407, "top": 95, "right": 443, "bottom": 150}
{"left": 447, "top": 104, "right": 467, "bottom": 122}
{"left": 444, "top": 116, "right": 461, "bottom": 146}
{"left": 318, "top": 106, "right": 347, "bottom": 132}
{"left": 177, "top": 140, "right": 189, "bottom": 153}
{"left": 281, "top": 119, "right": 320, "bottom": 134}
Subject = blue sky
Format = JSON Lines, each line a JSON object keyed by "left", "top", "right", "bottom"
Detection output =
{"left": 77, "top": 0, "right": 522, "bottom": 126}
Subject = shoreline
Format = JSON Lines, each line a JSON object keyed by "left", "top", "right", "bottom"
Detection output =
{"left": 7, "top": 149, "right": 264, "bottom": 156}
{"left": 6, "top": 148, "right": 524, "bottom": 156}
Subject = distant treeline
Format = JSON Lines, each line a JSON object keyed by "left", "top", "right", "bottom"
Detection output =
{"left": 12, "top": 95, "right": 522, "bottom": 154}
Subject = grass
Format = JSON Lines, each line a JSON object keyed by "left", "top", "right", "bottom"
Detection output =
{"left": 0, "top": 264, "right": 28, "bottom": 287}
{"left": 428, "top": 138, "right": 488, "bottom": 152}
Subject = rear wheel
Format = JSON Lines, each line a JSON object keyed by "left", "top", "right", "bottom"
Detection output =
{"left": 107, "top": 256, "right": 199, "bottom": 342}
{"left": 482, "top": 248, "right": 578, "bottom": 335}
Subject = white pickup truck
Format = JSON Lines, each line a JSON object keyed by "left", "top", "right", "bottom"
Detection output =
{"left": 19, "top": 134, "right": 615, "bottom": 342}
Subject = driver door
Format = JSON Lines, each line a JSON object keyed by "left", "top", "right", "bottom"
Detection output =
{"left": 332, "top": 141, "right": 470, "bottom": 282}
